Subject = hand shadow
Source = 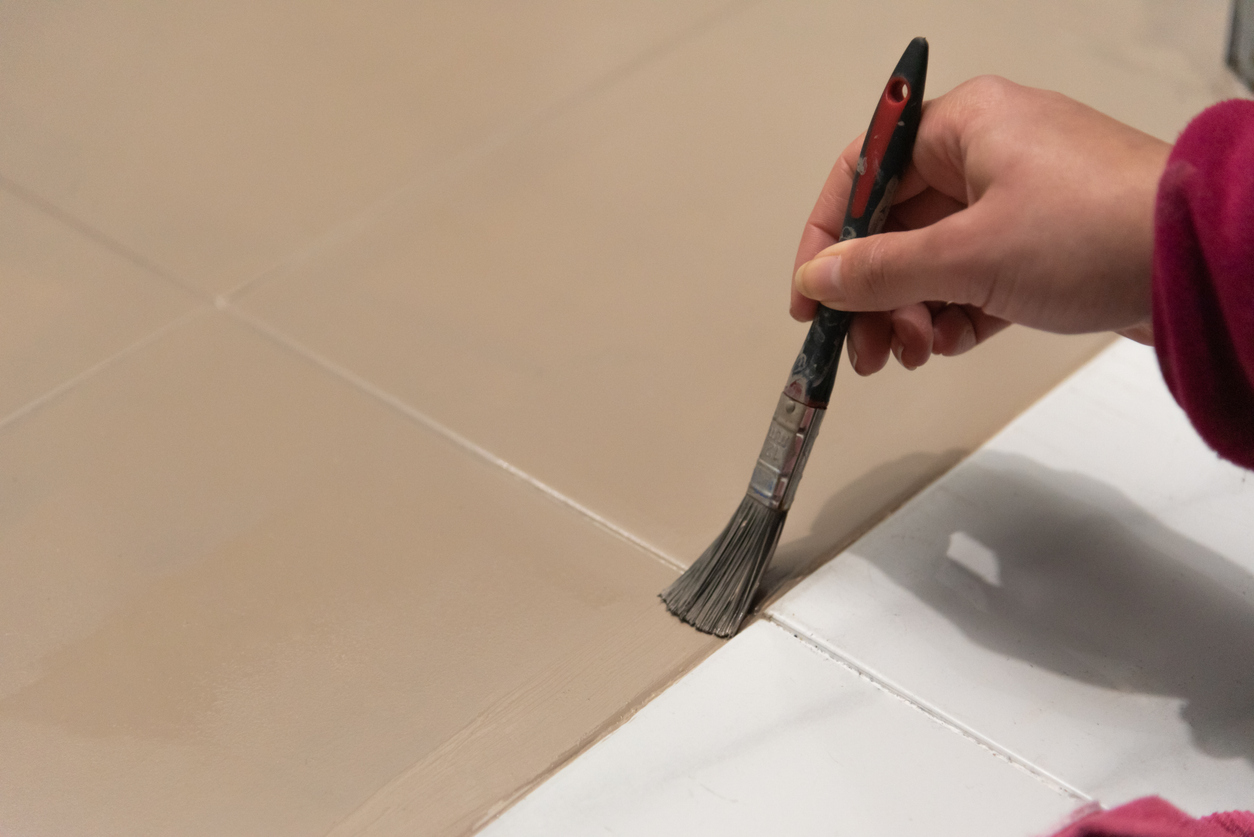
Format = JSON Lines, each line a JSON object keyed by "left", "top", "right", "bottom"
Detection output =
{"left": 813, "top": 449, "right": 1254, "bottom": 763}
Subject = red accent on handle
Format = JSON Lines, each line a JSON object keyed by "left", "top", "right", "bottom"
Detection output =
{"left": 849, "top": 76, "right": 911, "bottom": 219}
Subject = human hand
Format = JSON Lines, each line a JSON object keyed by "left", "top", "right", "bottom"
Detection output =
{"left": 791, "top": 76, "right": 1171, "bottom": 374}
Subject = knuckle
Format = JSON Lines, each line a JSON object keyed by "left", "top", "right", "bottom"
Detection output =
{"left": 954, "top": 75, "right": 1014, "bottom": 123}
{"left": 965, "top": 74, "right": 1012, "bottom": 101}
{"left": 927, "top": 216, "right": 992, "bottom": 306}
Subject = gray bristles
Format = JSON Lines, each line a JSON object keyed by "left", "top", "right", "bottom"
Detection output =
{"left": 660, "top": 495, "right": 786, "bottom": 637}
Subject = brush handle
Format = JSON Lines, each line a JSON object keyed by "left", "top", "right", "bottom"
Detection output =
{"left": 784, "top": 37, "right": 928, "bottom": 409}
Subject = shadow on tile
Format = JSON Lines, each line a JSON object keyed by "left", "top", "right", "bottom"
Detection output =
{"left": 852, "top": 451, "right": 1254, "bottom": 764}
{"left": 758, "top": 449, "right": 967, "bottom": 601}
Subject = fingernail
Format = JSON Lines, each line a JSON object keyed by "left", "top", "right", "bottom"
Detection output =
{"left": 847, "top": 343, "right": 858, "bottom": 372}
{"left": 891, "top": 335, "right": 915, "bottom": 371}
{"left": 795, "top": 255, "right": 844, "bottom": 303}
{"left": 958, "top": 323, "right": 976, "bottom": 355}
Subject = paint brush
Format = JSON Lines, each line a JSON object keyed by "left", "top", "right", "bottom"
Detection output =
{"left": 661, "top": 37, "right": 929, "bottom": 637}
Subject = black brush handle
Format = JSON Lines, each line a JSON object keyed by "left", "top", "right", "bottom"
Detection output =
{"left": 784, "top": 37, "right": 928, "bottom": 408}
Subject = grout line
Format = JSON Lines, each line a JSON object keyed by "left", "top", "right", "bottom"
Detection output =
{"left": 223, "top": 0, "right": 763, "bottom": 303}
{"left": 0, "top": 309, "right": 206, "bottom": 433}
{"left": 224, "top": 304, "right": 687, "bottom": 574}
{"left": 762, "top": 614, "right": 1095, "bottom": 804}
{"left": 2, "top": 0, "right": 763, "bottom": 309}
{"left": 0, "top": 176, "right": 216, "bottom": 427}
{"left": 0, "top": 174, "right": 209, "bottom": 301}
{"left": 0, "top": 1, "right": 747, "bottom": 566}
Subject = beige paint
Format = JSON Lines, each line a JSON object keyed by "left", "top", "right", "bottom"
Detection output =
{"left": 0, "top": 313, "right": 717, "bottom": 836}
{"left": 0, "top": 0, "right": 1239, "bottom": 835}
{"left": 0, "top": 0, "right": 732, "bottom": 294}
{"left": 0, "top": 186, "right": 198, "bottom": 420}
{"left": 240, "top": 0, "right": 1207, "bottom": 581}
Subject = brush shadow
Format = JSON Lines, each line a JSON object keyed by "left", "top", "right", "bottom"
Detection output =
{"left": 758, "top": 449, "right": 967, "bottom": 602}
{"left": 844, "top": 450, "right": 1254, "bottom": 763}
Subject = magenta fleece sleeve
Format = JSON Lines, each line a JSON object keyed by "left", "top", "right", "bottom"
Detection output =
{"left": 1152, "top": 98, "right": 1254, "bottom": 470}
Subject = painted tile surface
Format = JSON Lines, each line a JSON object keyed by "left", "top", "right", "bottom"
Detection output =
{"left": 0, "top": 314, "right": 717, "bottom": 837}
{"left": 233, "top": 0, "right": 1195, "bottom": 587}
{"left": 480, "top": 621, "right": 1080, "bottom": 837}
{"left": 771, "top": 341, "right": 1254, "bottom": 813}
{"left": 0, "top": 1, "right": 1245, "bottom": 835}
{"left": 0, "top": 186, "right": 198, "bottom": 420}
{"left": 0, "top": 0, "right": 734, "bottom": 294}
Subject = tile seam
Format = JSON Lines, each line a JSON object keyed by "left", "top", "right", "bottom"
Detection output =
{"left": 0, "top": 173, "right": 208, "bottom": 301}
{"left": 0, "top": 0, "right": 764, "bottom": 310}
{"left": 223, "top": 0, "right": 764, "bottom": 303}
{"left": 0, "top": 308, "right": 207, "bottom": 433}
{"left": 762, "top": 613, "right": 1095, "bottom": 804}
{"left": 462, "top": 633, "right": 721, "bottom": 837}
{"left": 224, "top": 305, "right": 686, "bottom": 574}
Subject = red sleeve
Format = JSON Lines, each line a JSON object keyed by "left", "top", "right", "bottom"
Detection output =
{"left": 1048, "top": 796, "right": 1254, "bottom": 837}
{"left": 1152, "top": 99, "right": 1254, "bottom": 470}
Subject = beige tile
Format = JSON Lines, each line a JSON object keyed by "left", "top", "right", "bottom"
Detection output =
{"left": 238, "top": 0, "right": 1227, "bottom": 580}
{"left": 935, "top": 0, "right": 1248, "bottom": 138}
{"left": 0, "top": 0, "right": 734, "bottom": 295}
{"left": 0, "top": 185, "right": 200, "bottom": 421}
{"left": 996, "top": 0, "right": 1251, "bottom": 111}
{"left": 0, "top": 312, "right": 717, "bottom": 837}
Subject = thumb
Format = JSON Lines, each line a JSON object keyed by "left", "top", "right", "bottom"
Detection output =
{"left": 793, "top": 213, "right": 989, "bottom": 312}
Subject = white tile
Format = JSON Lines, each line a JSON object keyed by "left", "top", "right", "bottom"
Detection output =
{"left": 480, "top": 621, "right": 1079, "bottom": 837}
{"left": 986, "top": 341, "right": 1254, "bottom": 568}
{"left": 770, "top": 341, "right": 1254, "bottom": 814}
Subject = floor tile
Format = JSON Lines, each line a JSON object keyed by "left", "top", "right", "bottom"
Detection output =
{"left": 0, "top": 186, "right": 199, "bottom": 421}
{"left": 480, "top": 620, "right": 1080, "bottom": 837}
{"left": 1000, "top": 0, "right": 1250, "bottom": 109}
{"left": 0, "top": 0, "right": 735, "bottom": 294}
{"left": 0, "top": 312, "right": 717, "bottom": 837}
{"left": 770, "top": 341, "right": 1254, "bottom": 814}
{"left": 238, "top": 0, "right": 1231, "bottom": 583}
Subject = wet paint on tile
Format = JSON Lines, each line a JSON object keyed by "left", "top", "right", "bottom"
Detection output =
{"left": 0, "top": 312, "right": 717, "bottom": 837}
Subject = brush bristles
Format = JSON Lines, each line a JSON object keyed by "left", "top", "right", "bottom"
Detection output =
{"left": 660, "top": 495, "right": 786, "bottom": 637}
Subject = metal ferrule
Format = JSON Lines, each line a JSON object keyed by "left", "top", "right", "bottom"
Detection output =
{"left": 746, "top": 392, "right": 826, "bottom": 511}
